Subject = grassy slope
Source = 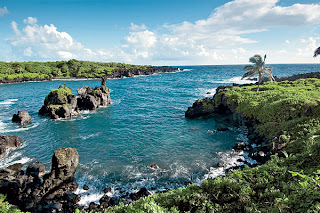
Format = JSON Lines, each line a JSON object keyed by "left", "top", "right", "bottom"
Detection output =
{"left": 0, "top": 60, "right": 151, "bottom": 80}
{"left": 105, "top": 79, "right": 320, "bottom": 212}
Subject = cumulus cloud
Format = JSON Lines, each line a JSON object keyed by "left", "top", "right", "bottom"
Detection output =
{"left": 7, "top": 19, "right": 113, "bottom": 61}
{"left": 23, "top": 17, "right": 38, "bottom": 25}
{"left": 6, "top": 0, "right": 320, "bottom": 65}
{"left": 130, "top": 23, "right": 147, "bottom": 31}
{"left": 0, "top": 6, "right": 8, "bottom": 16}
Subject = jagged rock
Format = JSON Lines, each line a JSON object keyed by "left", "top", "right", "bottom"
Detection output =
{"left": 185, "top": 98, "right": 216, "bottom": 118}
{"left": 83, "top": 185, "right": 89, "bottom": 190}
{"left": 0, "top": 135, "right": 22, "bottom": 158}
{"left": 0, "top": 148, "right": 80, "bottom": 213}
{"left": 148, "top": 163, "right": 159, "bottom": 169}
{"left": 217, "top": 163, "right": 224, "bottom": 168}
{"left": 39, "top": 84, "right": 78, "bottom": 119}
{"left": 26, "top": 161, "right": 46, "bottom": 179}
{"left": 77, "top": 85, "right": 111, "bottom": 110}
{"left": 129, "top": 188, "right": 151, "bottom": 201}
{"left": 12, "top": 110, "right": 31, "bottom": 126}
{"left": 51, "top": 148, "right": 79, "bottom": 180}
{"left": 99, "top": 194, "right": 116, "bottom": 208}
{"left": 233, "top": 141, "right": 247, "bottom": 151}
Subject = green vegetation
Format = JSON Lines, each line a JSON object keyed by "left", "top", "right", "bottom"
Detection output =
{"left": 242, "top": 54, "right": 274, "bottom": 91}
{"left": 47, "top": 84, "right": 72, "bottom": 100}
{"left": 0, "top": 59, "right": 151, "bottom": 80}
{"left": 0, "top": 194, "right": 25, "bottom": 213}
{"left": 102, "top": 78, "right": 320, "bottom": 212}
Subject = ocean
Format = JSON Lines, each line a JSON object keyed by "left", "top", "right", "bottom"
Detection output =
{"left": 0, "top": 64, "right": 319, "bottom": 205}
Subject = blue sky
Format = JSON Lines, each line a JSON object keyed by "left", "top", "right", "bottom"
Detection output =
{"left": 1, "top": 0, "right": 320, "bottom": 65}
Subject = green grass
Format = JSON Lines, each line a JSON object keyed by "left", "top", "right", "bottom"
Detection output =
{"left": 0, "top": 194, "right": 25, "bottom": 213}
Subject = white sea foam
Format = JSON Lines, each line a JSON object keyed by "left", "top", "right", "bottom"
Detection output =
{"left": 203, "top": 150, "right": 246, "bottom": 180}
{"left": 80, "top": 133, "right": 101, "bottom": 140}
{"left": 0, "top": 120, "right": 6, "bottom": 130}
{"left": 211, "top": 76, "right": 257, "bottom": 84}
{"left": 77, "top": 192, "right": 104, "bottom": 206}
{"left": 0, "top": 123, "right": 39, "bottom": 133}
{"left": 0, "top": 151, "right": 32, "bottom": 169}
{"left": 0, "top": 99, "right": 18, "bottom": 105}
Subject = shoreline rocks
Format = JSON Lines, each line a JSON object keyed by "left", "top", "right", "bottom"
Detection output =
{"left": 0, "top": 135, "right": 22, "bottom": 158}
{"left": 12, "top": 110, "right": 31, "bottom": 126}
{"left": 0, "top": 147, "right": 80, "bottom": 212}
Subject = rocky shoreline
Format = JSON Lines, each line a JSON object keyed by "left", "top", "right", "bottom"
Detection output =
{"left": 0, "top": 66, "right": 181, "bottom": 84}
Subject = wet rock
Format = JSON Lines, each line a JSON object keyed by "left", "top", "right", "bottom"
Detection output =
{"left": 217, "top": 127, "right": 229, "bottom": 131}
{"left": 103, "top": 187, "right": 112, "bottom": 193}
{"left": 233, "top": 141, "right": 247, "bottom": 151}
{"left": 12, "top": 110, "right": 31, "bottom": 126}
{"left": 129, "top": 188, "right": 151, "bottom": 201}
{"left": 217, "top": 163, "right": 224, "bottom": 168}
{"left": 83, "top": 185, "right": 89, "bottom": 190}
{"left": 50, "top": 148, "right": 79, "bottom": 180}
{"left": 99, "top": 194, "right": 116, "bottom": 208}
{"left": 0, "top": 135, "right": 23, "bottom": 158}
{"left": 148, "top": 163, "right": 159, "bottom": 169}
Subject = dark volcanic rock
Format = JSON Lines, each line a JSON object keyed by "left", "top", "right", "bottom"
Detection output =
{"left": 233, "top": 141, "right": 247, "bottom": 151}
{"left": 12, "top": 110, "right": 31, "bottom": 126}
{"left": 0, "top": 135, "right": 22, "bottom": 158}
{"left": 185, "top": 98, "right": 216, "bottom": 118}
{"left": 129, "top": 188, "right": 151, "bottom": 201}
{"left": 77, "top": 85, "right": 111, "bottom": 110}
{"left": 148, "top": 163, "right": 159, "bottom": 169}
{"left": 26, "top": 161, "right": 46, "bottom": 179}
{"left": 39, "top": 84, "right": 78, "bottom": 119}
{"left": 0, "top": 147, "right": 80, "bottom": 213}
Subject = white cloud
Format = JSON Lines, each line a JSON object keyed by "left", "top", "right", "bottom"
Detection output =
{"left": 23, "top": 47, "right": 33, "bottom": 56}
{"left": 11, "top": 21, "right": 21, "bottom": 36}
{"left": 0, "top": 6, "right": 8, "bottom": 16}
{"left": 6, "top": 0, "right": 320, "bottom": 65}
{"left": 7, "top": 19, "right": 113, "bottom": 61}
{"left": 130, "top": 23, "right": 147, "bottom": 31}
{"left": 23, "top": 17, "right": 38, "bottom": 25}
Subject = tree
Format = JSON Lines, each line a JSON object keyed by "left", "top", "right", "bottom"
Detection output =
{"left": 313, "top": 47, "right": 320, "bottom": 57}
{"left": 242, "top": 54, "right": 275, "bottom": 92}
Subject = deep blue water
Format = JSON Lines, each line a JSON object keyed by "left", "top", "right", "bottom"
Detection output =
{"left": 0, "top": 64, "right": 319, "bottom": 204}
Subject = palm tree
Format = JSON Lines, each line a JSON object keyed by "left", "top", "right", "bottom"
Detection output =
{"left": 242, "top": 54, "right": 275, "bottom": 92}
{"left": 314, "top": 47, "right": 320, "bottom": 57}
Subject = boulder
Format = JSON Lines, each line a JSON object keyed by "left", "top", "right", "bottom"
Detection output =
{"left": 0, "top": 135, "right": 22, "bottom": 158}
{"left": 233, "top": 141, "right": 247, "bottom": 151}
{"left": 50, "top": 148, "right": 79, "bottom": 180}
{"left": 185, "top": 98, "right": 216, "bottom": 118}
{"left": 129, "top": 188, "right": 151, "bottom": 201}
{"left": 12, "top": 110, "right": 31, "bottom": 126}
{"left": 148, "top": 163, "right": 159, "bottom": 170}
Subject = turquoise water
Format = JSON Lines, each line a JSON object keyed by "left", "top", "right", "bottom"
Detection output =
{"left": 0, "top": 64, "right": 319, "bottom": 204}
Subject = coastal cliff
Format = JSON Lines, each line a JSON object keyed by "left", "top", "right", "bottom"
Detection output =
{"left": 104, "top": 78, "right": 320, "bottom": 212}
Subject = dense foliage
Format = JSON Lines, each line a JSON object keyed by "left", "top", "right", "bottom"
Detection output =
{"left": 0, "top": 60, "right": 151, "bottom": 80}
{"left": 0, "top": 194, "right": 25, "bottom": 213}
{"left": 104, "top": 78, "right": 320, "bottom": 212}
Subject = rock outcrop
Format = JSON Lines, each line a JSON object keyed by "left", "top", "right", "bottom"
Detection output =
{"left": 39, "top": 81, "right": 111, "bottom": 119}
{"left": 39, "top": 84, "right": 78, "bottom": 119}
{"left": 0, "top": 135, "right": 22, "bottom": 158}
{"left": 185, "top": 98, "right": 216, "bottom": 118}
{"left": 0, "top": 147, "right": 80, "bottom": 212}
{"left": 77, "top": 85, "right": 111, "bottom": 110}
{"left": 12, "top": 110, "right": 31, "bottom": 126}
